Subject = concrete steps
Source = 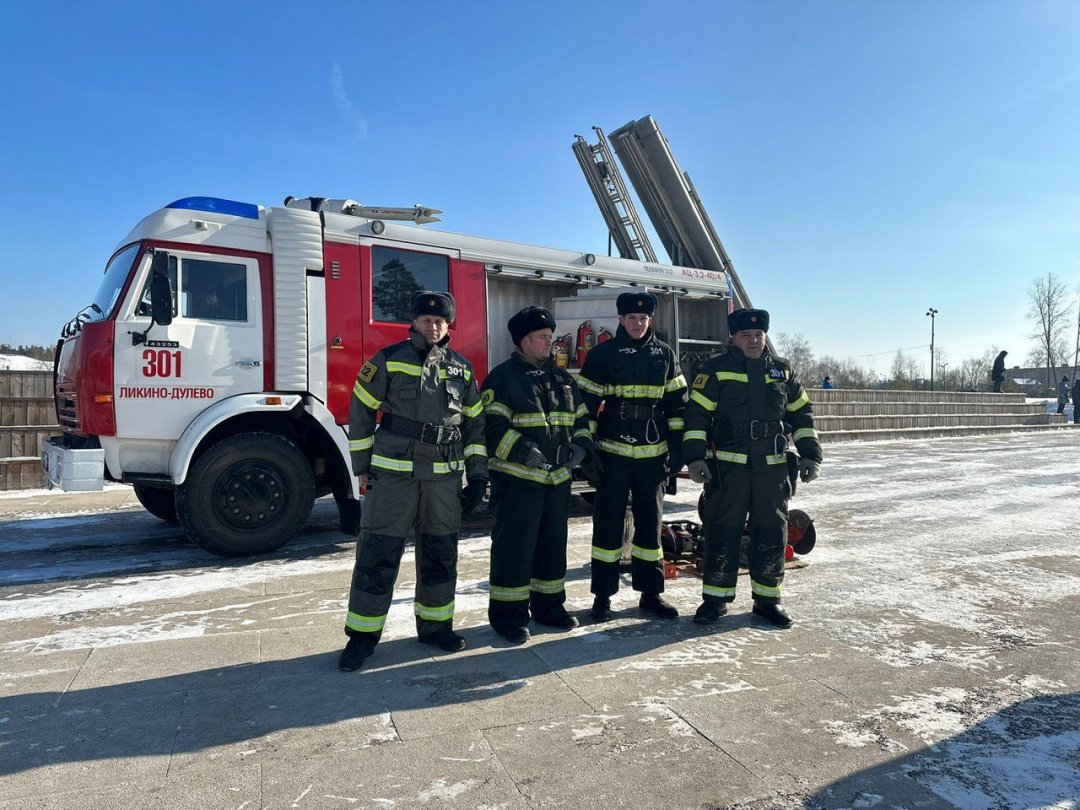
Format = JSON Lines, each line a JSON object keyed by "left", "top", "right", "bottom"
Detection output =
{"left": 0, "top": 371, "right": 57, "bottom": 491}
{"left": 812, "top": 387, "right": 1072, "bottom": 442}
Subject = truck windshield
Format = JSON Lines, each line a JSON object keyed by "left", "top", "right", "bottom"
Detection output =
{"left": 90, "top": 243, "right": 141, "bottom": 320}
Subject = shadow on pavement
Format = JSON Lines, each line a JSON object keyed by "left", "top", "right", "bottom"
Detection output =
{"left": 0, "top": 492, "right": 389, "bottom": 587}
{"left": 0, "top": 618, "right": 730, "bottom": 776}
{"left": 804, "top": 692, "right": 1080, "bottom": 809}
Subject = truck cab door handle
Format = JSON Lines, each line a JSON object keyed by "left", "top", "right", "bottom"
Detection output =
{"left": 236, "top": 360, "right": 262, "bottom": 367}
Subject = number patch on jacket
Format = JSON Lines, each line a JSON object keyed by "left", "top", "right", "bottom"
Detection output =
{"left": 692, "top": 373, "right": 709, "bottom": 390}
{"left": 358, "top": 362, "right": 378, "bottom": 383}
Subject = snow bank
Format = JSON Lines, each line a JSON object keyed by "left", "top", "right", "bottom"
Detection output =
{"left": 0, "top": 353, "right": 51, "bottom": 371}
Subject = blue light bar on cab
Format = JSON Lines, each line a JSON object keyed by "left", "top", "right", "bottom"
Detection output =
{"left": 166, "top": 197, "right": 260, "bottom": 219}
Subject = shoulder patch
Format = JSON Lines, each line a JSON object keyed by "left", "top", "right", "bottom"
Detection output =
{"left": 481, "top": 389, "right": 495, "bottom": 406}
{"left": 692, "top": 373, "right": 709, "bottom": 390}
{"left": 357, "top": 362, "right": 378, "bottom": 383}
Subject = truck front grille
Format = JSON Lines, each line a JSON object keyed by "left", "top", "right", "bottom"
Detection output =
{"left": 56, "top": 384, "right": 79, "bottom": 432}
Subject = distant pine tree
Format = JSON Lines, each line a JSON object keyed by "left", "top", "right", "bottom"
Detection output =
{"left": 0, "top": 343, "right": 53, "bottom": 362}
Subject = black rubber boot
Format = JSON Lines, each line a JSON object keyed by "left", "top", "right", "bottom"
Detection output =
{"left": 590, "top": 596, "right": 613, "bottom": 622}
{"left": 338, "top": 636, "right": 376, "bottom": 671}
{"left": 639, "top": 593, "right": 679, "bottom": 619}
{"left": 693, "top": 601, "right": 728, "bottom": 624}
{"left": 533, "top": 609, "right": 579, "bottom": 630}
{"left": 752, "top": 602, "right": 793, "bottom": 629}
{"left": 493, "top": 625, "right": 530, "bottom": 644}
{"left": 418, "top": 627, "right": 467, "bottom": 652}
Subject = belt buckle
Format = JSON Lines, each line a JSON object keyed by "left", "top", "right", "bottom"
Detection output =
{"left": 420, "top": 423, "right": 439, "bottom": 444}
{"left": 749, "top": 419, "right": 762, "bottom": 441}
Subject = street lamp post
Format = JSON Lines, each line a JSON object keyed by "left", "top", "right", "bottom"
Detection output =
{"left": 926, "top": 308, "right": 938, "bottom": 391}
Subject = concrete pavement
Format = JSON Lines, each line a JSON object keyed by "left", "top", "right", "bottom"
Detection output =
{"left": 1, "top": 431, "right": 1079, "bottom": 809}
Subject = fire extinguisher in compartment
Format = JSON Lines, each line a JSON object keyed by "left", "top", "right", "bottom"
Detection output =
{"left": 553, "top": 334, "right": 572, "bottom": 368}
{"left": 575, "top": 320, "right": 596, "bottom": 368}
{"left": 597, "top": 327, "right": 614, "bottom": 344}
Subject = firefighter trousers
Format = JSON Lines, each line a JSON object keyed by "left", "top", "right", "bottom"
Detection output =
{"left": 590, "top": 452, "right": 666, "bottom": 598}
{"left": 488, "top": 475, "right": 571, "bottom": 631}
{"left": 699, "top": 463, "right": 790, "bottom": 605}
{"left": 345, "top": 473, "right": 461, "bottom": 643}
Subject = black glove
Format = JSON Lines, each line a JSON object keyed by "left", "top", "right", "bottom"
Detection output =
{"left": 581, "top": 448, "right": 605, "bottom": 488}
{"left": 460, "top": 477, "right": 488, "bottom": 516}
{"left": 799, "top": 459, "right": 820, "bottom": 483}
{"left": 687, "top": 459, "right": 712, "bottom": 484}
{"left": 665, "top": 475, "right": 678, "bottom": 496}
{"left": 524, "top": 445, "right": 548, "bottom": 469}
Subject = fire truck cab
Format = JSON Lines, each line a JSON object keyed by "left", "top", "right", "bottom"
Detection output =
{"left": 43, "top": 195, "right": 730, "bottom": 556}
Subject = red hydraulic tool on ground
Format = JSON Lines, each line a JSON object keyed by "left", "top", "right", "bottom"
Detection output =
{"left": 660, "top": 496, "right": 817, "bottom": 577}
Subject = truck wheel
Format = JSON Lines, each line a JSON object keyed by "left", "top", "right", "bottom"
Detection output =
{"left": 134, "top": 484, "right": 178, "bottom": 523}
{"left": 176, "top": 432, "right": 316, "bottom": 557}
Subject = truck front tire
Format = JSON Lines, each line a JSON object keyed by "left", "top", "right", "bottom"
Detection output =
{"left": 177, "top": 432, "right": 316, "bottom": 557}
{"left": 134, "top": 484, "right": 179, "bottom": 523}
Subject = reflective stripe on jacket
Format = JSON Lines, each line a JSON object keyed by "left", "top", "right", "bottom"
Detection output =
{"left": 348, "top": 328, "right": 487, "bottom": 480}
{"left": 481, "top": 351, "right": 593, "bottom": 487}
{"left": 682, "top": 345, "right": 822, "bottom": 471}
{"left": 577, "top": 325, "right": 687, "bottom": 461}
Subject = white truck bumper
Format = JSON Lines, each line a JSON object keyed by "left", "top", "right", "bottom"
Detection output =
{"left": 41, "top": 436, "right": 105, "bottom": 492}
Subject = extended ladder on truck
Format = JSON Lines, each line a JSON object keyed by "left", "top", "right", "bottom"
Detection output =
{"left": 572, "top": 127, "right": 657, "bottom": 263}
{"left": 574, "top": 116, "right": 766, "bottom": 350}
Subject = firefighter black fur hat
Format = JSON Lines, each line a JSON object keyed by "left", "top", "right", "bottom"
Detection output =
{"left": 617, "top": 291, "right": 657, "bottom": 316}
{"left": 508, "top": 306, "right": 556, "bottom": 345}
{"left": 411, "top": 290, "right": 456, "bottom": 322}
{"left": 727, "top": 307, "right": 769, "bottom": 334}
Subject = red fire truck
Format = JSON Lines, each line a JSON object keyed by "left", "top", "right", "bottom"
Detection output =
{"left": 43, "top": 195, "right": 731, "bottom": 555}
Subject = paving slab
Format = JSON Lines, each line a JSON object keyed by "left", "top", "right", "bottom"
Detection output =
{"left": 483, "top": 701, "right": 773, "bottom": 809}
{"left": 674, "top": 679, "right": 932, "bottom": 795}
{"left": 0, "top": 765, "right": 262, "bottom": 810}
{"left": 0, "top": 694, "right": 178, "bottom": 799}
{"left": 167, "top": 674, "right": 395, "bottom": 773}
{"left": 0, "top": 648, "right": 88, "bottom": 706}
{"left": 67, "top": 631, "right": 261, "bottom": 695}
{"left": 259, "top": 730, "right": 529, "bottom": 809}
{"left": 370, "top": 641, "right": 594, "bottom": 741}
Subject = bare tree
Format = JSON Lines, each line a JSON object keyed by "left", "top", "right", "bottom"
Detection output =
{"left": 774, "top": 333, "right": 815, "bottom": 376}
{"left": 1073, "top": 287, "right": 1080, "bottom": 379}
{"left": 957, "top": 348, "right": 1000, "bottom": 391}
{"left": 1027, "top": 273, "right": 1073, "bottom": 388}
{"left": 887, "top": 349, "right": 921, "bottom": 389}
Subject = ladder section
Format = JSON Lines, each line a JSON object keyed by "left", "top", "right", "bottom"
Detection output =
{"left": 607, "top": 116, "right": 756, "bottom": 320}
{"left": 572, "top": 127, "right": 658, "bottom": 263}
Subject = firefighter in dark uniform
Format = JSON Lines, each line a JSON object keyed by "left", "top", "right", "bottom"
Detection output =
{"left": 683, "top": 308, "right": 821, "bottom": 629}
{"left": 338, "top": 291, "right": 488, "bottom": 671}
{"left": 482, "top": 306, "right": 594, "bottom": 644}
{"left": 577, "top": 292, "right": 687, "bottom": 621}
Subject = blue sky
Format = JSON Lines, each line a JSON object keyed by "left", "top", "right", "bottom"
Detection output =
{"left": 2, "top": 1, "right": 1078, "bottom": 375}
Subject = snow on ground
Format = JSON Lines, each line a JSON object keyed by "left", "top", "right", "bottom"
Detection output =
{"left": 0, "top": 353, "right": 50, "bottom": 370}
{"left": 2, "top": 430, "right": 1079, "bottom": 806}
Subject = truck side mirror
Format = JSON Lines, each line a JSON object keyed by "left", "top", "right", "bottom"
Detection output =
{"left": 150, "top": 252, "right": 174, "bottom": 326}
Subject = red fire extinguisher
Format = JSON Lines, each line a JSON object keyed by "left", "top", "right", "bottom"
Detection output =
{"left": 575, "top": 320, "right": 596, "bottom": 368}
{"left": 553, "top": 334, "right": 572, "bottom": 368}
{"left": 597, "top": 327, "right": 614, "bottom": 344}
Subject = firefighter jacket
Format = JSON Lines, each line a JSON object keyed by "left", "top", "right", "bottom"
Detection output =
{"left": 348, "top": 328, "right": 487, "bottom": 480}
{"left": 577, "top": 326, "right": 687, "bottom": 463}
{"left": 682, "top": 345, "right": 822, "bottom": 472}
{"left": 481, "top": 351, "right": 594, "bottom": 487}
